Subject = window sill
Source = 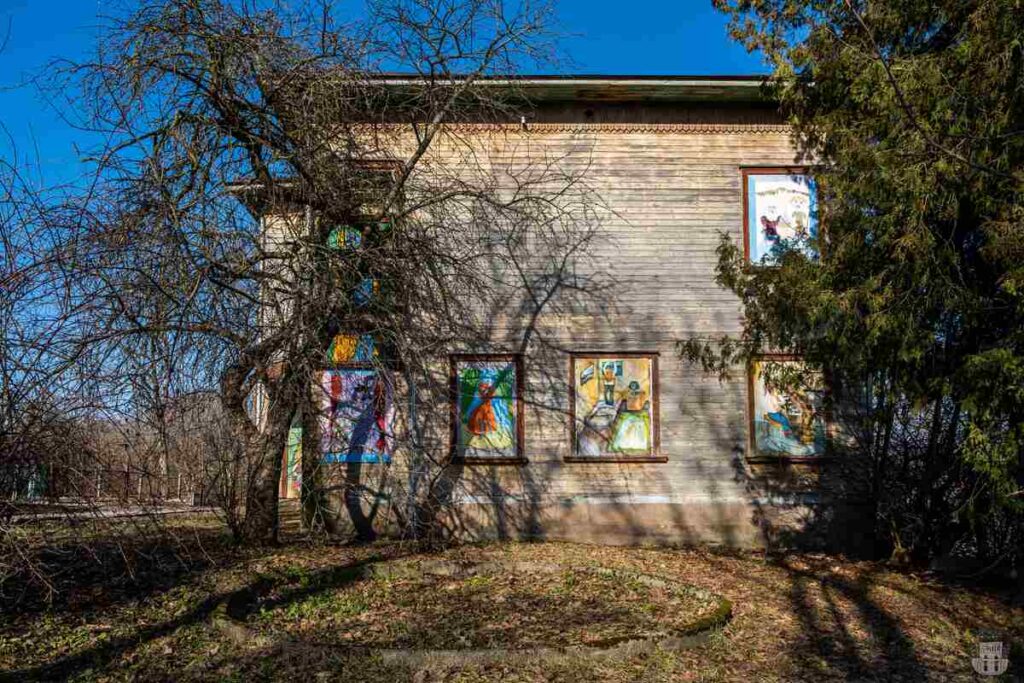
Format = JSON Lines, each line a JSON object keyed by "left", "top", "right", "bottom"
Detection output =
{"left": 746, "top": 455, "right": 834, "bottom": 465}
{"left": 563, "top": 456, "right": 668, "bottom": 464}
{"left": 450, "top": 457, "right": 529, "bottom": 466}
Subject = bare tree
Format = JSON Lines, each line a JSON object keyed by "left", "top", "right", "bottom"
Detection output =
{"left": 8, "top": 0, "right": 603, "bottom": 546}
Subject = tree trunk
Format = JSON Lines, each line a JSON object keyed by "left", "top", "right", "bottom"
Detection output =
{"left": 300, "top": 378, "right": 336, "bottom": 535}
{"left": 238, "top": 392, "right": 293, "bottom": 545}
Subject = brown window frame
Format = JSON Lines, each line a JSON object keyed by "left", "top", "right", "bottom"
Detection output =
{"left": 566, "top": 351, "right": 665, "bottom": 464}
{"left": 449, "top": 353, "right": 527, "bottom": 465}
{"left": 745, "top": 353, "right": 834, "bottom": 464}
{"left": 741, "top": 166, "right": 818, "bottom": 264}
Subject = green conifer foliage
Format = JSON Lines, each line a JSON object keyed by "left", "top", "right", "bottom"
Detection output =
{"left": 685, "top": 0, "right": 1024, "bottom": 564}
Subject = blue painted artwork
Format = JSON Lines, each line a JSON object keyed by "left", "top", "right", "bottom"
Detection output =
{"left": 747, "top": 173, "right": 818, "bottom": 263}
{"left": 751, "top": 360, "right": 826, "bottom": 457}
{"left": 321, "top": 369, "right": 394, "bottom": 463}
{"left": 353, "top": 277, "right": 377, "bottom": 307}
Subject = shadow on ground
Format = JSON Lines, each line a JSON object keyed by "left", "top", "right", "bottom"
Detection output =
{"left": 3, "top": 540, "right": 1020, "bottom": 681}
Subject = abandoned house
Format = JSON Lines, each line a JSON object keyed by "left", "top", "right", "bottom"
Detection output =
{"left": 255, "top": 75, "right": 865, "bottom": 552}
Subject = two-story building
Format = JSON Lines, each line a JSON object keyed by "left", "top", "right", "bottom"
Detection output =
{"left": 268, "top": 75, "right": 864, "bottom": 551}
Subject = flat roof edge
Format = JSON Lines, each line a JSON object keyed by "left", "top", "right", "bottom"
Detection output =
{"left": 372, "top": 75, "right": 771, "bottom": 102}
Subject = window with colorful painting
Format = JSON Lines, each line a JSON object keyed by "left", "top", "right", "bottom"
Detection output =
{"left": 569, "top": 353, "right": 660, "bottom": 461}
{"left": 327, "top": 333, "right": 378, "bottom": 364}
{"left": 321, "top": 368, "right": 395, "bottom": 464}
{"left": 742, "top": 168, "right": 818, "bottom": 264}
{"left": 450, "top": 355, "right": 524, "bottom": 463}
{"left": 747, "top": 357, "right": 829, "bottom": 461}
{"left": 279, "top": 418, "right": 303, "bottom": 499}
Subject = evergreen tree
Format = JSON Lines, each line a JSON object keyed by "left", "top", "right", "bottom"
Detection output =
{"left": 686, "top": 0, "right": 1024, "bottom": 565}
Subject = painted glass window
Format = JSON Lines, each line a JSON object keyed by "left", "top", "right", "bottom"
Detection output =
{"left": 744, "top": 171, "right": 818, "bottom": 263}
{"left": 321, "top": 369, "right": 394, "bottom": 463}
{"left": 327, "top": 224, "right": 363, "bottom": 250}
{"left": 572, "top": 354, "right": 657, "bottom": 458}
{"left": 748, "top": 358, "right": 828, "bottom": 459}
{"left": 451, "top": 355, "right": 523, "bottom": 461}
{"left": 281, "top": 419, "right": 302, "bottom": 498}
{"left": 327, "top": 333, "right": 377, "bottom": 364}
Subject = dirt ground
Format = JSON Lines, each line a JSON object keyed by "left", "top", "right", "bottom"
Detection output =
{"left": 1, "top": 522, "right": 1022, "bottom": 681}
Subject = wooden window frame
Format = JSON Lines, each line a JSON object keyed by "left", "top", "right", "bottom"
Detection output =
{"left": 741, "top": 166, "right": 818, "bottom": 265}
{"left": 449, "top": 353, "right": 527, "bottom": 465}
{"left": 745, "top": 353, "right": 834, "bottom": 464}
{"left": 565, "top": 351, "right": 665, "bottom": 464}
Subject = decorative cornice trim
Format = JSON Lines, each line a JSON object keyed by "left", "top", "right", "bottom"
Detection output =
{"left": 443, "top": 122, "right": 791, "bottom": 135}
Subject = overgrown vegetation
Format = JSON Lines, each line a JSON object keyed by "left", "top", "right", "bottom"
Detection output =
{"left": 1, "top": 0, "right": 599, "bottom": 554}
{"left": 683, "top": 0, "right": 1024, "bottom": 567}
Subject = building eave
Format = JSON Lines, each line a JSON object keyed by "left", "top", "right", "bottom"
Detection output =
{"left": 372, "top": 74, "right": 771, "bottom": 103}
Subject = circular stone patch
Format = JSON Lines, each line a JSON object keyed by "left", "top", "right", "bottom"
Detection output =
{"left": 253, "top": 559, "right": 731, "bottom": 653}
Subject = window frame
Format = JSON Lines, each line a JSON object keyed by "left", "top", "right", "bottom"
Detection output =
{"left": 741, "top": 166, "right": 819, "bottom": 265}
{"left": 449, "top": 353, "right": 527, "bottom": 465}
{"left": 319, "top": 365, "right": 396, "bottom": 465}
{"left": 745, "top": 353, "right": 834, "bottom": 464}
{"left": 566, "top": 351, "right": 665, "bottom": 464}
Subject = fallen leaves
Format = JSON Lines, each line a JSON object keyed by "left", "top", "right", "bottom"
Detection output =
{"left": 1, "top": 541, "right": 1022, "bottom": 682}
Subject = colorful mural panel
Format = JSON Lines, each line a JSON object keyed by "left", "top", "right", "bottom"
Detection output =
{"left": 353, "top": 277, "right": 379, "bottom": 307}
{"left": 452, "top": 356, "right": 522, "bottom": 460}
{"left": 746, "top": 172, "right": 817, "bottom": 263}
{"left": 327, "top": 224, "right": 363, "bottom": 249}
{"left": 321, "top": 369, "right": 394, "bottom": 463}
{"left": 327, "top": 333, "right": 377, "bottom": 364}
{"left": 573, "top": 355, "right": 656, "bottom": 458}
{"left": 282, "top": 420, "right": 302, "bottom": 498}
{"left": 749, "top": 359, "right": 827, "bottom": 458}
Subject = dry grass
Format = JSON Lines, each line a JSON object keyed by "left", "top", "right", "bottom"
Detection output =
{"left": 251, "top": 557, "right": 723, "bottom": 650}
{"left": 1, "top": 529, "right": 1022, "bottom": 681}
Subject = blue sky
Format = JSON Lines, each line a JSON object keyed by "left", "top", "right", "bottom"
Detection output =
{"left": 0, "top": 0, "right": 766, "bottom": 184}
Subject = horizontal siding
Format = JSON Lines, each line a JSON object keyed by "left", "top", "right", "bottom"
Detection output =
{"left": 276, "top": 118, "right": 821, "bottom": 547}
{"left": 407, "top": 123, "right": 805, "bottom": 545}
